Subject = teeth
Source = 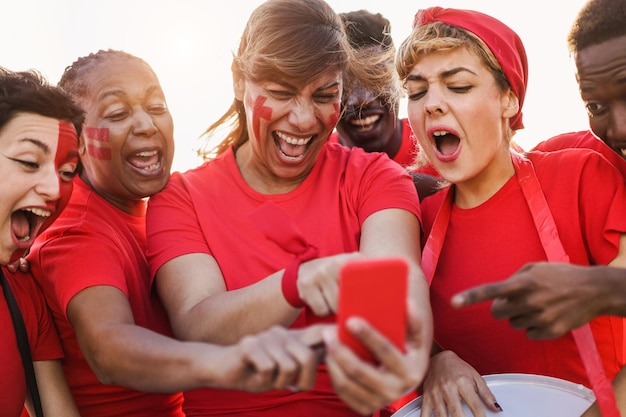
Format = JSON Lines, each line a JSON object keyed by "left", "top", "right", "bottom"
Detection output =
{"left": 18, "top": 234, "right": 31, "bottom": 242}
{"left": 137, "top": 150, "right": 158, "bottom": 157}
{"left": 276, "top": 131, "right": 312, "bottom": 146}
{"left": 433, "top": 131, "right": 448, "bottom": 137}
{"left": 143, "top": 162, "right": 161, "bottom": 171}
{"left": 350, "top": 115, "right": 379, "bottom": 126}
{"left": 25, "top": 207, "right": 52, "bottom": 217}
{"left": 621, "top": 148, "right": 626, "bottom": 157}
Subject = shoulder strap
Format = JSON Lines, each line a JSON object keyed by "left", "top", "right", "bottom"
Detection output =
{"left": 1, "top": 268, "right": 44, "bottom": 417}
{"left": 512, "top": 153, "right": 620, "bottom": 417}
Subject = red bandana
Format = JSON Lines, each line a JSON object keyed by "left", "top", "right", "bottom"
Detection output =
{"left": 414, "top": 7, "right": 528, "bottom": 131}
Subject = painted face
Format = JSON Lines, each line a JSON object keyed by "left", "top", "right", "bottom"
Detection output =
{"left": 405, "top": 47, "right": 516, "bottom": 187}
{"left": 0, "top": 113, "right": 79, "bottom": 264}
{"left": 335, "top": 85, "right": 400, "bottom": 154}
{"left": 575, "top": 34, "right": 626, "bottom": 159}
{"left": 78, "top": 56, "right": 174, "bottom": 211}
{"left": 235, "top": 71, "right": 342, "bottom": 188}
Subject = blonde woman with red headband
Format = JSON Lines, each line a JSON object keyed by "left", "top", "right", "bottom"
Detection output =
{"left": 396, "top": 7, "right": 626, "bottom": 417}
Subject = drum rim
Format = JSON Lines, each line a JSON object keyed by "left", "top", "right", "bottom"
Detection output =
{"left": 393, "top": 373, "right": 595, "bottom": 416}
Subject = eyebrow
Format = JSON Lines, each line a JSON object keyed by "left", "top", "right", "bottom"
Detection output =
{"left": 20, "top": 137, "right": 51, "bottom": 154}
{"left": 406, "top": 67, "right": 478, "bottom": 82}
{"left": 268, "top": 79, "right": 340, "bottom": 92}
{"left": 318, "top": 81, "right": 340, "bottom": 91}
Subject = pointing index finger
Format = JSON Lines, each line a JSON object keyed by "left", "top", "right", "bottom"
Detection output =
{"left": 451, "top": 282, "right": 513, "bottom": 309}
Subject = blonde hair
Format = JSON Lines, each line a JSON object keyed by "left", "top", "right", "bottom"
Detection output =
{"left": 396, "top": 21, "right": 517, "bottom": 172}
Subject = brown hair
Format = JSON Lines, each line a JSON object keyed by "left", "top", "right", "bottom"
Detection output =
{"left": 198, "top": 0, "right": 396, "bottom": 159}
{"left": 0, "top": 67, "right": 84, "bottom": 137}
{"left": 340, "top": 9, "right": 401, "bottom": 114}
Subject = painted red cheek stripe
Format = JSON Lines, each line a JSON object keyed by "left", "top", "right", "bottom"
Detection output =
{"left": 84, "top": 126, "right": 109, "bottom": 142}
{"left": 86, "top": 145, "right": 112, "bottom": 160}
{"left": 252, "top": 96, "right": 272, "bottom": 142}
{"left": 84, "top": 127, "right": 111, "bottom": 160}
{"left": 56, "top": 121, "right": 78, "bottom": 198}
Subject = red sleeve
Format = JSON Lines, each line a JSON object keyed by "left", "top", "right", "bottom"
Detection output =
{"left": 345, "top": 148, "right": 421, "bottom": 225}
{"left": 533, "top": 130, "right": 626, "bottom": 178}
{"left": 532, "top": 149, "right": 626, "bottom": 265}
{"left": 146, "top": 171, "right": 209, "bottom": 280}
{"left": 35, "top": 229, "right": 129, "bottom": 319}
{"left": 577, "top": 151, "right": 626, "bottom": 264}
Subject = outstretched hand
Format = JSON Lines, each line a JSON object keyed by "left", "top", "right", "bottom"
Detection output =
{"left": 451, "top": 262, "right": 612, "bottom": 340}
{"left": 223, "top": 324, "right": 327, "bottom": 393}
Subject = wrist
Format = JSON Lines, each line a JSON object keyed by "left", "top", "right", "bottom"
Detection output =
{"left": 282, "top": 257, "right": 306, "bottom": 308}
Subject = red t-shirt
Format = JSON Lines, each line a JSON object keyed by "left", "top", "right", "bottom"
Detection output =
{"left": 146, "top": 143, "right": 421, "bottom": 416}
{"left": 28, "top": 177, "right": 184, "bottom": 417}
{"left": 421, "top": 149, "right": 626, "bottom": 386}
{"left": 1, "top": 267, "right": 63, "bottom": 417}
{"left": 532, "top": 130, "right": 626, "bottom": 178}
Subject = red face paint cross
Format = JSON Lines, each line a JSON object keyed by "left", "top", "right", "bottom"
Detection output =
{"left": 252, "top": 95, "right": 273, "bottom": 142}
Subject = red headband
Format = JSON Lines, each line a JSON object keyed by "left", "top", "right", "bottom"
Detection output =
{"left": 414, "top": 7, "right": 528, "bottom": 130}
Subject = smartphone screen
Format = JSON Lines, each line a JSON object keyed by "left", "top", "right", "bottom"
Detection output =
{"left": 337, "top": 257, "right": 408, "bottom": 363}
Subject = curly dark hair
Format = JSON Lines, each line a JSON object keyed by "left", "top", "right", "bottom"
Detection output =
{"left": 567, "top": 0, "right": 626, "bottom": 54}
{"left": 58, "top": 49, "right": 149, "bottom": 102}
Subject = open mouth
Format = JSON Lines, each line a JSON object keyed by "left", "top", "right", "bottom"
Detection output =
{"left": 11, "top": 207, "right": 51, "bottom": 246}
{"left": 275, "top": 131, "right": 314, "bottom": 161}
{"left": 348, "top": 114, "right": 382, "bottom": 132}
{"left": 128, "top": 150, "right": 162, "bottom": 174}
{"left": 342, "top": 105, "right": 385, "bottom": 133}
{"left": 432, "top": 130, "right": 461, "bottom": 156}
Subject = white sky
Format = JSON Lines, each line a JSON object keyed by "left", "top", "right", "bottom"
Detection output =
{"left": 1, "top": 0, "right": 589, "bottom": 172}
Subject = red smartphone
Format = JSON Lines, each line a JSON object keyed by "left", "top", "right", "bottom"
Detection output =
{"left": 337, "top": 257, "right": 408, "bottom": 364}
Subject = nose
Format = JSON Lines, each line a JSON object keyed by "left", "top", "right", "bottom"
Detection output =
{"left": 606, "top": 102, "right": 626, "bottom": 144}
{"left": 423, "top": 88, "right": 446, "bottom": 116}
{"left": 36, "top": 165, "right": 61, "bottom": 201}
{"left": 132, "top": 110, "right": 158, "bottom": 137}
{"left": 288, "top": 99, "right": 316, "bottom": 131}
{"left": 344, "top": 86, "right": 375, "bottom": 108}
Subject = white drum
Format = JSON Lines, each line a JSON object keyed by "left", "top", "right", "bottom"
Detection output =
{"left": 392, "top": 373, "right": 595, "bottom": 417}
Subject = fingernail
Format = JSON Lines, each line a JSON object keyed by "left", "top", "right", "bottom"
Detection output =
{"left": 451, "top": 294, "right": 466, "bottom": 308}
{"left": 322, "top": 329, "right": 335, "bottom": 347}
{"left": 494, "top": 402, "right": 503, "bottom": 411}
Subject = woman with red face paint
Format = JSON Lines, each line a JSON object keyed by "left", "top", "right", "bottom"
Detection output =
{"left": 395, "top": 7, "right": 626, "bottom": 417}
{"left": 146, "top": 0, "right": 433, "bottom": 416}
{"left": 26, "top": 50, "right": 329, "bottom": 417}
{"left": 0, "top": 68, "right": 83, "bottom": 416}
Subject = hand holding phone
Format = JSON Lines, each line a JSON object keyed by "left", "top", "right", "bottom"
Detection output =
{"left": 337, "top": 257, "right": 408, "bottom": 363}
